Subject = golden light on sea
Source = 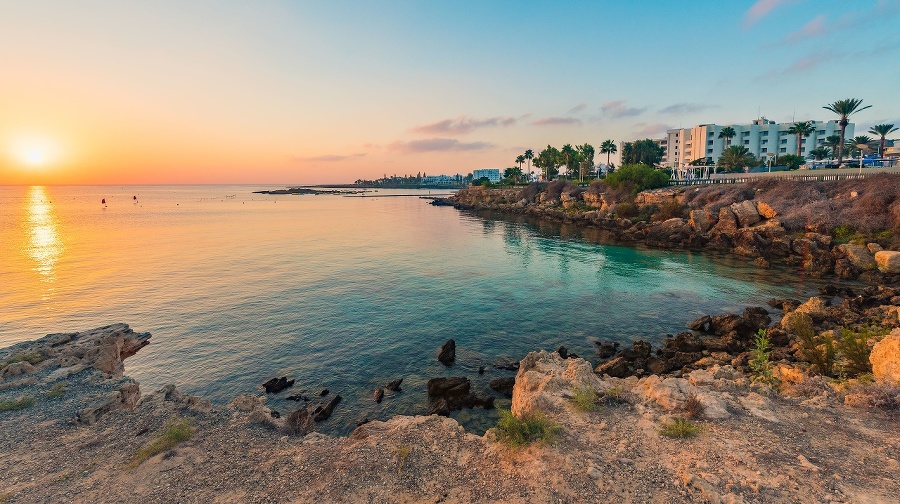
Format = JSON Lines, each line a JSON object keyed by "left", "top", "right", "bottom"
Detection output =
{"left": 26, "top": 186, "right": 63, "bottom": 286}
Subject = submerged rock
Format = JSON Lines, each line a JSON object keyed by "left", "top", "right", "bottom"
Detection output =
{"left": 384, "top": 378, "right": 403, "bottom": 391}
{"left": 426, "top": 377, "right": 493, "bottom": 415}
{"left": 489, "top": 376, "right": 515, "bottom": 396}
{"left": 262, "top": 377, "right": 295, "bottom": 394}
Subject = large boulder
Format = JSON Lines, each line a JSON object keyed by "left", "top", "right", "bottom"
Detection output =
{"left": 688, "top": 209, "right": 714, "bottom": 233}
{"left": 837, "top": 244, "right": 877, "bottom": 271}
{"left": 426, "top": 377, "right": 493, "bottom": 415}
{"left": 730, "top": 200, "right": 761, "bottom": 228}
{"left": 870, "top": 329, "right": 900, "bottom": 383}
{"left": 437, "top": 339, "right": 456, "bottom": 365}
{"left": 594, "top": 356, "right": 629, "bottom": 377}
{"left": 77, "top": 380, "right": 141, "bottom": 424}
{"left": 755, "top": 201, "right": 777, "bottom": 219}
{"left": 513, "top": 351, "right": 604, "bottom": 418}
{"left": 710, "top": 207, "right": 738, "bottom": 234}
{"left": 875, "top": 251, "right": 900, "bottom": 274}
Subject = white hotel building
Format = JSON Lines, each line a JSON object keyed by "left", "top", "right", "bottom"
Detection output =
{"left": 653, "top": 118, "right": 853, "bottom": 167}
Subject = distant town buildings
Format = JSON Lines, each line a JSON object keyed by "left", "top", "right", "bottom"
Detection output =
{"left": 637, "top": 118, "right": 854, "bottom": 167}
{"left": 421, "top": 174, "right": 463, "bottom": 185}
{"left": 472, "top": 168, "right": 501, "bottom": 183}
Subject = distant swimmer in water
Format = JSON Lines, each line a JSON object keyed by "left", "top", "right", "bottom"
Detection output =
{"left": 133, "top": 195, "right": 137, "bottom": 202}
{"left": 101, "top": 198, "right": 106, "bottom": 204}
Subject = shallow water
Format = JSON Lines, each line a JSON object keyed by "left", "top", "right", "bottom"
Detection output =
{"left": 0, "top": 185, "right": 819, "bottom": 434}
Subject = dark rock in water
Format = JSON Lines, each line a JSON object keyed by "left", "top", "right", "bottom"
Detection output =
{"left": 767, "top": 298, "right": 802, "bottom": 312}
{"left": 818, "top": 284, "right": 838, "bottom": 296}
{"left": 429, "top": 198, "right": 454, "bottom": 207}
{"left": 492, "top": 357, "right": 520, "bottom": 371}
{"left": 426, "top": 377, "right": 494, "bottom": 416}
{"left": 556, "top": 346, "right": 568, "bottom": 359}
{"left": 373, "top": 388, "right": 384, "bottom": 403}
{"left": 384, "top": 379, "right": 403, "bottom": 391}
{"left": 317, "top": 389, "right": 329, "bottom": 397}
{"left": 709, "top": 314, "right": 754, "bottom": 337}
{"left": 313, "top": 395, "right": 342, "bottom": 422}
{"left": 620, "top": 340, "right": 651, "bottom": 360}
{"left": 286, "top": 393, "right": 309, "bottom": 402}
{"left": 478, "top": 366, "right": 486, "bottom": 374}
{"left": 438, "top": 339, "right": 456, "bottom": 365}
{"left": 595, "top": 356, "right": 629, "bottom": 377}
{"left": 356, "top": 416, "right": 371, "bottom": 427}
{"left": 283, "top": 407, "right": 314, "bottom": 436}
{"left": 270, "top": 410, "right": 281, "bottom": 419}
{"left": 262, "top": 377, "right": 295, "bottom": 394}
{"left": 595, "top": 341, "right": 620, "bottom": 358}
{"left": 742, "top": 307, "right": 771, "bottom": 331}
{"left": 489, "top": 377, "right": 515, "bottom": 396}
{"left": 663, "top": 332, "right": 705, "bottom": 355}
{"left": 688, "top": 315, "right": 712, "bottom": 332}
{"left": 645, "top": 357, "right": 670, "bottom": 375}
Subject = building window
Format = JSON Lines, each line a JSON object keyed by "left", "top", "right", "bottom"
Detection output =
{"left": 708, "top": 132, "right": 714, "bottom": 137}
{"left": 801, "top": 147, "right": 806, "bottom": 153}
{"left": 743, "top": 140, "right": 749, "bottom": 145}
{"left": 707, "top": 140, "right": 713, "bottom": 146}
{"left": 817, "top": 130, "right": 825, "bottom": 135}
{"left": 780, "top": 131, "right": 787, "bottom": 136}
{"left": 761, "top": 131, "right": 768, "bottom": 136}
{"left": 818, "top": 139, "right": 824, "bottom": 144}
{"left": 761, "top": 148, "right": 767, "bottom": 153}
{"left": 780, "top": 147, "right": 786, "bottom": 153}
{"left": 780, "top": 139, "right": 787, "bottom": 144}
{"left": 742, "top": 131, "right": 749, "bottom": 137}
{"left": 761, "top": 140, "right": 768, "bottom": 145}
{"left": 707, "top": 148, "right": 713, "bottom": 154}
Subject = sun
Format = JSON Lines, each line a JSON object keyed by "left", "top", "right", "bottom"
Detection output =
{"left": 23, "top": 148, "right": 48, "bottom": 166}
{"left": 10, "top": 136, "right": 59, "bottom": 168}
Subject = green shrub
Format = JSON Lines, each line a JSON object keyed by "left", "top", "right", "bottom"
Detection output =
{"left": 605, "top": 164, "right": 670, "bottom": 194}
{"left": 494, "top": 409, "right": 561, "bottom": 447}
{"left": 0, "top": 396, "right": 35, "bottom": 412}
{"left": 792, "top": 316, "right": 836, "bottom": 376}
{"left": 127, "top": 418, "right": 195, "bottom": 469}
{"left": 749, "top": 330, "right": 780, "bottom": 390}
{"left": 613, "top": 202, "right": 639, "bottom": 219}
{"left": 46, "top": 383, "right": 66, "bottom": 399}
{"left": 659, "top": 417, "right": 701, "bottom": 438}
{"left": 838, "top": 326, "right": 887, "bottom": 377}
{"left": 572, "top": 386, "right": 600, "bottom": 412}
{"left": 833, "top": 225, "right": 855, "bottom": 244}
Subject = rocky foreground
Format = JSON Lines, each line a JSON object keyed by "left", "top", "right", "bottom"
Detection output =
{"left": 1, "top": 323, "right": 898, "bottom": 503}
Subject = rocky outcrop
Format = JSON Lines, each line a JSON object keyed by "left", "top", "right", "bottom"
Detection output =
{"left": 512, "top": 351, "right": 604, "bottom": 417}
{"left": 437, "top": 339, "right": 456, "bottom": 365}
{"left": 870, "top": 329, "right": 900, "bottom": 383}
{"left": 875, "top": 250, "right": 900, "bottom": 274}
{"left": 426, "top": 377, "right": 493, "bottom": 415}
{"left": 262, "top": 376, "right": 295, "bottom": 394}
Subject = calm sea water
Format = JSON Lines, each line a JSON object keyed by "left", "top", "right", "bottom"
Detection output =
{"left": 0, "top": 185, "right": 818, "bottom": 434}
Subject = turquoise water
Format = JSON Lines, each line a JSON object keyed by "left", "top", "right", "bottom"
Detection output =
{"left": 0, "top": 185, "right": 816, "bottom": 434}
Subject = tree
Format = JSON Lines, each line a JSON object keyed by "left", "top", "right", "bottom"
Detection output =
{"left": 718, "top": 126, "right": 736, "bottom": 150}
{"left": 515, "top": 155, "right": 525, "bottom": 173}
{"left": 559, "top": 144, "right": 576, "bottom": 179}
{"left": 823, "top": 98, "right": 871, "bottom": 165}
{"left": 787, "top": 121, "right": 816, "bottom": 157}
{"left": 621, "top": 139, "right": 664, "bottom": 166}
{"left": 868, "top": 124, "right": 898, "bottom": 157}
{"left": 524, "top": 149, "right": 534, "bottom": 176}
{"left": 577, "top": 143, "right": 595, "bottom": 181}
{"left": 600, "top": 139, "right": 617, "bottom": 170}
{"left": 717, "top": 145, "right": 756, "bottom": 173}
{"left": 777, "top": 154, "right": 805, "bottom": 170}
{"left": 533, "top": 145, "right": 560, "bottom": 180}
{"left": 824, "top": 135, "right": 842, "bottom": 158}
{"left": 604, "top": 164, "right": 670, "bottom": 193}
{"left": 846, "top": 135, "right": 874, "bottom": 159}
{"left": 809, "top": 147, "right": 831, "bottom": 160}
{"left": 504, "top": 167, "right": 523, "bottom": 183}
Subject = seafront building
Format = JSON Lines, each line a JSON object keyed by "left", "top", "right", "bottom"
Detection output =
{"left": 421, "top": 174, "right": 463, "bottom": 185}
{"left": 472, "top": 168, "right": 501, "bottom": 183}
{"left": 643, "top": 118, "right": 854, "bottom": 167}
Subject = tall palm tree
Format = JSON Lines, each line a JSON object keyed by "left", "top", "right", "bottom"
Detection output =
{"left": 515, "top": 155, "right": 525, "bottom": 171}
{"left": 809, "top": 147, "right": 831, "bottom": 161}
{"left": 600, "top": 139, "right": 617, "bottom": 170}
{"left": 848, "top": 135, "right": 874, "bottom": 158}
{"left": 787, "top": 121, "right": 816, "bottom": 157}
{"left": 718, "top": 126, "right": 736, "bottom": 151}
{"left": 717, "top": 145, "right": 756, "bottom": 173}
{"left": 824, "top": 135, "right": 842, "bottom": 158}
{"left": 823, "top": 98, "right": 871, "bottom": 165}
{"left": 523, "top": 149, "right": 534, "bottom": 180}
{"left": 868, "top": 124, "right": 898, "bottom": 157}
{"left": 560, "top": 144, "right": 576, "bottom": 179}
{"left": 577, "top": 143, "right": 594, "bottom": 181}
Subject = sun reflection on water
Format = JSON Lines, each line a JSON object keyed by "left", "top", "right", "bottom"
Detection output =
{"left": 26, "top": 186, "right": 63, "bottom": 285}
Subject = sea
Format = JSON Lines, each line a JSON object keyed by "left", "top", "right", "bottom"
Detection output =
{"left": 0, "top": 185, "right": 821, "bottom": 434}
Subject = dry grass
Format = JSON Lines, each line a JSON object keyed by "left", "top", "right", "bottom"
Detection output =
{"left": 659, "top": 417, "right": 701, "bottom": 438}
{"left": 494, "top": 409, "right": 561, "bottom": 447}
{"left": 0, "top": 396, "right": 35, "bottom": 412}
{"left": 127, "top": 418, "right": 195, "bottom": 469}
{"left": 681, "top": 394, "right": 704, "bottom": 419}
{"left": 571, "top": 386, "right": 600, "bottom": 412}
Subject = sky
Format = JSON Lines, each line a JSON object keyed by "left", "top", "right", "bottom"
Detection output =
{"left": 1, "top": 0, "right": 899, "bottom": 185}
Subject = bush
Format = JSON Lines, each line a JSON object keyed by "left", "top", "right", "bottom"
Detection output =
{"left": 494, "top": 409, "right": 561, "bottom": 447}
{"left": 652, "top": 199, "right": 688, "bottom": 222}
{"left": 0, "top": 396, "right": 35, "bottom": 412}
{"left": 749, "top": 330, "right": 780, "bottom": 390}
{"left": 46, "top": 383, "right": 66, "bottom": 399}
{"left": 572, "top": 386, "right": 600, "bottom": 412}
{"left": 605, "top": 164, "right": 670, "bottom": 194}
{"left": 681, "top": 394, "right": 704, "bottom": 419}
{"left": 792, "top": 316, "right": 836, "bottom": 376}
{"left": 613, "top": 202, "right": 639, "bottom": 219}
{"left": 838, "top": 326, "right": 886, "bottom": 377}
{"left": 128, "top": 418, "right": 195, "bottom": 469}
{"left": 659, "top": 417, "right": 701, "bottom": 438}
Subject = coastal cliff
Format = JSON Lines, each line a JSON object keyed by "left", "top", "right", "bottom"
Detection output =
{"left": 445, "top": 175, "right": 900, "bottom": 283}
{"left": 1, "top": 322, "right": 898, "bottom": 503}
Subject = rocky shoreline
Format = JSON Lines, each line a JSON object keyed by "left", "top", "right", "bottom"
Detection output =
{"left": 1, "top": 306, "right": 898, "bottom": 502}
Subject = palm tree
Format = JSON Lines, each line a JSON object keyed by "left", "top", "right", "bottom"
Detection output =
{"left": 560, "top": 144, "right": 576, "bottom": 179}
{"left": 515, "top": 155, "right": 525, "bottom": 171}
{"left": 868, "top": 124, "right": 898, "bottom": 157}
{"left": 825, "top": 135, "right": 842, "bottom": 158}
{"left": 718, "top": 126, "right": 736, "bottom": 150}
{"left": 524, "top": 149, "right": 534, "bottom": 178}
{"left": 823, "top": 98, "right": 871, "bottom": 165}
{"left": 847, "top": 135, "right": 874, "bottom": 158}
{"left": 809, "top": 147, "right": 831, "bottom": 161}
{"left": 787, "top": 121, "right": 816, "bottom": 157}
{"left": 600, "top": 139, "right": 617, "bottom": 171}
{"left": 717, "top": 145, "right": 755, "bottom": 173}
{"left": 577, "top": 143, "right": 594, "bottom": 181}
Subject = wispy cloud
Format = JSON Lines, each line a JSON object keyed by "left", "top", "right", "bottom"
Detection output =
{"left": 532, "top": 117, "right": 582, "bottom": 126}
{"left": 633, "top": 123, "right": 672, "bottom": 138}
{"left": 567, "top": 103, "right": 588, "bottom": 114}
{"left": 409, "top": 115, "right": 517, "bottom": 136}
{"left": 294, "top": 153, "right": 367, "bottom": 163}
{"left": 784, "top": 14, "right": 826, "bottom": 42}
{"left": 388, "top": 138, "right": 493, "bottom": 153}
{"left": 658, "top": 103, "right": 718, "bottom": 115}
{"left": 758, "top": 51, "right": 831, "bottom": 80}
{"left": 779, "top": 1, "right": 899, "bottom": 43}
{"left": 743, "top": 0, "right": 800, "bottom": 29}
{"left": 600, "top": 100, "right": 647, "bottom": 118}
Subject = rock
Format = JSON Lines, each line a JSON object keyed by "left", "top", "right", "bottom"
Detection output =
{"left": 384, "top": 379, "right": 403, "bottom": 391}
{"left": 77, "top": 381, "right": 141, "bottom": 424}
{"left": 795, "top": 296, "right": 828, "bottom": 321}
{"left": 870, "top": 329, "right": 900, "bottom": 383}
{"left": 158, "top": 384, "right": 211, "bottom": 413}
{"left": 595, "top": 357, "right": 629, "bottom": 377}
{"left": 0, "top": 361, "right": 36, "bottom": 380}
{"left": 868, "top": 242, "right": 884, "bottom": 254}
{"left": 437, "top": 339, "right": 456, "bottom": 365}
{"left": 492, "top": 357, "right": 520, "bottom": 371}
{"left": 373, "top": 388, "right": 384, "bottom": 403}
{"left": 875, "top": 250, "right": 900, "bottom": 274}
{"left": 730, "top": 200, "right": 761, "bottom": 228}
{"left": 711, "top": 207, "right": 738, "bottom": 234}
{"left": 688, "top": 315, "right": 712, "bottom": 332}
{"left": 312, "top": 395, "right": 342, "bottom": 422}
{"left": 594, "top": 341, "right": 619, "bottom": 358}
{"left": 634, "top": 375, "right": 698, "bottom": 411}
{"left": 286, "top": 393, "right": 309, "bottom": 402}
{"left": 262, "top": 377, "right": 295, "bottom": 394}
{"left": 283, "top": 407, "right": 314, "bottom": 435}
{"left": 478, "top": 366, "right": 485, "bottom": 374}
{"left": 709, "top": 314, "right": 753, "bottom": 337}
{"left": 318, "top": 389, "right": 329, "bottom": 397}
{"left": 688, "top": 209, "right": 713, "bottom": 233}
{"left": 427, "top": 377, "right": 470, "bottom": 398}
{"left": 556, "top": 346, "right": 568, "bottom": 359}
{"left": 512, "top": 351, "right": 605, "bottom": 418}
{"left": 768, "top": 298, "right": 801, "bottom": 312}
{"left": 836, "top": 244, "right": 877, "bottom": 271}
{"left": 645, "top": 357, "right": 670, "bottom": 375}
{"left": 756, "top": 201, "right": 777, "bottom": 219}
{"left": 489, "top": 376, "right": 515, "bottom": 396}
{"left": 742, "top": 307, "right": 771, "bottom": 331}
{"left": 230, "top": 393, "right": 265, "bottom": 412}
{"left": 426, "top": 377, "right": 494, "bottom": 415}
{"left": 754, "top": 257, "right": 770, "bottom": 268}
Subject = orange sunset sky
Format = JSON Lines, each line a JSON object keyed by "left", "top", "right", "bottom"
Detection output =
{"left": 2, "top": 1, "right": 898, "bottom": 185}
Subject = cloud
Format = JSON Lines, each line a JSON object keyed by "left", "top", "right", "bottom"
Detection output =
{"left": 743, "top": 0, "right": 800, "bottom": 29}
{"left": 777, "top": 2, "right": 899, "bottom": 43}
{"left": 658, "top": 103, "right": 718, "bottom": 115}
{"left": 784, "top": 14, "right": 826, "bottom": 41}
{"left": 532, "top": 117, "right": 582, "bottom": 126}
{"left": 388, "top": 138, "right": 493, "bottom": 153}
{"left": 758, "top": 52, "right": 831, "bottom": 80}
{"left": 294, "top": 153, "right": 367, "bottom": 163}
{"left": 567, "top": 103, "right": 588, "bottom": 114}
{"left": 633, "top": 123, "right": 672, "bottom": 138}
{"left": 409, "top": 115, "right": 517, "bottom": 136}
{"left": 600, "top": 100, "right": 647, "bottom": 118}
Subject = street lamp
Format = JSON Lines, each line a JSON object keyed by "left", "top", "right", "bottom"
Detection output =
{"left": 766, "top": 152, "right": 775, "bottom": 173}
{"left": 856, "top": 143, "right": 868, "bottom": 174}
